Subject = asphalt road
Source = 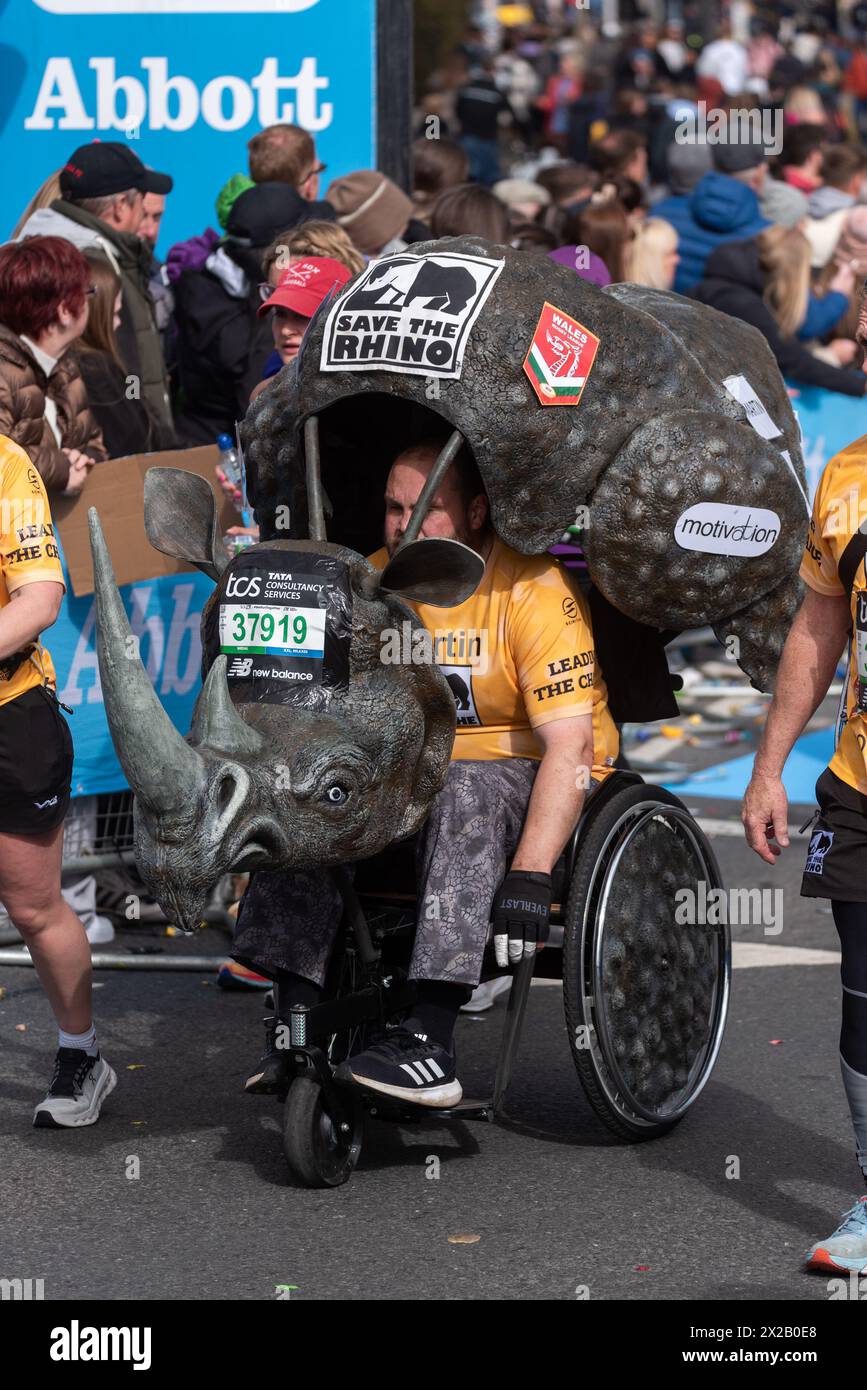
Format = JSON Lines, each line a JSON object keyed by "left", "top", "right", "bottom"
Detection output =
{"left": 0, "top": 801, "right": 858, "bottom": 1303}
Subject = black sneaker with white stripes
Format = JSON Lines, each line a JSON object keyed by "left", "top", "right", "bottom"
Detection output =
{"left": 33, "top": 1048, "right": 117, "bottom": 1128}
{"left": 336, "top": 1028, "right": 462, "bottom": 1108}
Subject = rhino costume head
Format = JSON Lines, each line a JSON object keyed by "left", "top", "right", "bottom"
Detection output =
{"left": 92, "top": 236, "right": 808, "bottom": 929}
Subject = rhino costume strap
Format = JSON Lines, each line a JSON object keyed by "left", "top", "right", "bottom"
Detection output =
{"left": 90, "top": 236, "right": 807, "bottom": 930}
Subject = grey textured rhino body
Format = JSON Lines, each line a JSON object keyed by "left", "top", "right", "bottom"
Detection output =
{"left": 246, "top": 236, "right": 807, "bottom": 688}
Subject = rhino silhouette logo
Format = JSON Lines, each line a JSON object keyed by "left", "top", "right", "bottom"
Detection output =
{"left": 321, "top": 250, "right": 505, "bottom": 379}
{"left": 805, "top": 829, "right": 834, "bottom": 875}
{"left": 342, "top": 258, "right": 477, "bottom": 316}
{"left": 445, "top": 671, "right": 471, "bottom": 710}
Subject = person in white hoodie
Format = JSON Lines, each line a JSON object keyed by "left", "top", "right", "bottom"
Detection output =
{"left": 804, "top": 145, "right": 867, "bottom": 272}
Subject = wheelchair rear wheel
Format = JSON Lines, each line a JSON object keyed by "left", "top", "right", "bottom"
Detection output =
{"left": 562, "top": 782, "right": 729, "bottom": 1142}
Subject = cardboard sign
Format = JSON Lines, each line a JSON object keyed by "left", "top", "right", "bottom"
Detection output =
{"left": 53, "top": 445, "right": 237, "bottom": 596}
{"left": 319, "top": 250, "right": 504, "bottom": 378}
{"left": 523, "top": 302, "right": 600, "bottom": 406}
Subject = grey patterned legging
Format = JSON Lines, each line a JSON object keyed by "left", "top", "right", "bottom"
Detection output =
{"left": 232, "top": 757, "right": 539, "bottom": 988}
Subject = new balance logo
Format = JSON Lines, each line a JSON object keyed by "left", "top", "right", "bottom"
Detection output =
{"left": 33, "top": 796, "right": 58, "bottom": 810}
{"left": 228, "top": 657, "right": 253, "bottom": 677}
{"left": 399, "top": 1058, "right": 445, "bottom": 1085}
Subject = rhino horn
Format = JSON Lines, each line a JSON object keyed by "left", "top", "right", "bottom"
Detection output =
{"left": 190, "top": 656, "right": 265, "bottom": 757}
{"left": 88, "top": 508, "right": 205, "bottom": 812}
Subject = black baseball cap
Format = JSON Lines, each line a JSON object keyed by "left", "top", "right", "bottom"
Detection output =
{"left": 60, "top": 142, "right": 174, "bottom": 199}
{"left": 226, "top": 182, "right": 335, "bottom": 245}
{"left": 712, "top": 137, "right": 769, "bottom": 175}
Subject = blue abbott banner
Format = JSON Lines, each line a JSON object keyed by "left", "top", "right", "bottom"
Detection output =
{"left": 51, "top": 560, "right": 213, "bottom": 796}
{"left": 0, "top": 0, "right": 377, "bottom": 249}
{"left": 789, "top": 385, "right": 867, "bottom": 502}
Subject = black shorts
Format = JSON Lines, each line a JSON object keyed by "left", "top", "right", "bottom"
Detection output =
{"left": 801, "top": 767, "right": 867, "bottom": 902}
{"left": 0, "top": 685, "right": 73, "bottom": 835}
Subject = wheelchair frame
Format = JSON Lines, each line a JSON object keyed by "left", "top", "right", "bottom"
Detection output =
{"left": 274, "top": 770, "right": 731, "bottom": 1186}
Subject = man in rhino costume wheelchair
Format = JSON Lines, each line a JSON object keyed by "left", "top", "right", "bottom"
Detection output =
{"left": 234, "top": 433, "right": 620, "bottom": 1106}
{"left": 89, "top": 236, "right": 809, "bottom": 1175}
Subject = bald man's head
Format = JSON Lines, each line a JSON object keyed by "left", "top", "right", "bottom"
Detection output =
{"left": 383, "top": 440, "right": 489, "bottom": 559}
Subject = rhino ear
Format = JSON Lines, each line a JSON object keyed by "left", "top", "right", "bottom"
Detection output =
{"left": 377, "top": 538, "right": 484, "bottom": 608}
{"left": 144, "top": 467, "right": 229, "bottom": 582}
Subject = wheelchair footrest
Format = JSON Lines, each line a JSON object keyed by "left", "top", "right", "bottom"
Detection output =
{"left": 363, "top": 1094, "right": 494, "bottom": 1124}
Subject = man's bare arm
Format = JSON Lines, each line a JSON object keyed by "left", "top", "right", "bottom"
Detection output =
{"left": 743, "top": 587, "right": 850, "bottom": 864}
{"left": 511, "top": 713, "right": 594, "bottom": 874}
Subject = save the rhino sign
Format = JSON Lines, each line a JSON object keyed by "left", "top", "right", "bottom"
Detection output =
{"left": 319, "top": 251, "right": 505, "bottom": 378}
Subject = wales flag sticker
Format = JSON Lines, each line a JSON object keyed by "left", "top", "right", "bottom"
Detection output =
{"left": 523, "top": 302, "right": 600, "bottom": 407}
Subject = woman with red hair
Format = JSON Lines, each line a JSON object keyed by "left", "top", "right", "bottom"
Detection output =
{"left": 0, "top": 237, "right": 106, "bottom": 494}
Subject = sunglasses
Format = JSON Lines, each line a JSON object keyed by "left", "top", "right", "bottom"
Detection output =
{"left": 303, "top": 163, "right": 327, "bottom": 182}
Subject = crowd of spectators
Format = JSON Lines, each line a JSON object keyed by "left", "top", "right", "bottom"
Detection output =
{"left": 5, "top": 4, "right": 867, "bottom": 504}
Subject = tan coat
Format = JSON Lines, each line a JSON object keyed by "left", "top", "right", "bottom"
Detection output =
{"left": 0, "top": 322, "right": 107, "bottom": 492}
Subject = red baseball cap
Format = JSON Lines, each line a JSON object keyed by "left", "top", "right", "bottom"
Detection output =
{"left": 257, "top": 257, "right": 352, "bottom": 319}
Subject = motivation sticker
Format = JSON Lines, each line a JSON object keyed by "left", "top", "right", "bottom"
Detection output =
{"left": 674, "top": 503, "right": 780, "bottom": 557}
{"left": 319, "top": 250, "right": 504, "bottom": 378}
{"left": 523, "top": 302, "right": 600, "bottom": 406}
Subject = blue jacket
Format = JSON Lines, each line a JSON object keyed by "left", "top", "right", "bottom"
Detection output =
{"left": 654, "top": 172, "right": 770, "bottom": 294}
{"left": 799, "top": 290, "right": 848, "bottom": 342}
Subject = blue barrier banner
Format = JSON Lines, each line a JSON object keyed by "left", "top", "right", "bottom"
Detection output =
{"left": 51, "top": 561, "right": 213, "bottom": 796}
{"left": 1, "top": 0, "right": 377, "bottom": 250}
{"left": 789, "top": 385, "right": 867, "bottom": 501}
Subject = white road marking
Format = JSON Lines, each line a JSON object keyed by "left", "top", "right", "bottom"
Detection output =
{"left": 692, "top": 817, "right": 804, "bottom": 838}
{"left": 731, "top": 942, "right": 840, "bottom": 968}
{"left": 530, "top": 941, "right": 840, "bottom": 986}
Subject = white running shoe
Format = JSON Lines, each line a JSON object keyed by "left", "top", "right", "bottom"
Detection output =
{"left": 85, "top": 915, "right": 115, "bottom": 945}
{"left": 33, "top": 1049, "right": 117, "bottom": 1128}
{"left": 806, "top": 1196, "right": 867, "bottom": 1273}
{"left": 460, "top": 976, "right": 513, "bottom": 1014}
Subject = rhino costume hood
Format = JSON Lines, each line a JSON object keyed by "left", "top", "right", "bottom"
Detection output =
{"left": 246, "top": 236, "right": 807, "bottom": 687}
{"left": 92, "top": 236, "right": 807, "bottom": 929}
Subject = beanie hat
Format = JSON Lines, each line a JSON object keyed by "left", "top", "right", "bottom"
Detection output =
{"left": 759, "top": 179, "right": 809, "bottom": 229}
{"left": 548, "top": 245, "right": 612, "bottom": 287}
{"left": 666, "top": 141, "right": 713, "bottom": 196}
{"left": 216, "top": 172, "right": 255, "bottom": 231}
{"left": 325, "top": 170, "right": 413, "bottom": 255}
{"left": 493, "top": 178, "right": 551, "bottom": 210}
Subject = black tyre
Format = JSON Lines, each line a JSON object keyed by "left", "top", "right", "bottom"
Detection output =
{"left": 282, "top": 1077, "right": 363, "bottom": 1188}
{"left": 563, "top": 783, "right": 730, "bottom": 1142}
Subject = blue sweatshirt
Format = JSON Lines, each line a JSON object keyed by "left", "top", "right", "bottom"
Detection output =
{"left": 654, "top": 172, "right": 770, "bottom": 294}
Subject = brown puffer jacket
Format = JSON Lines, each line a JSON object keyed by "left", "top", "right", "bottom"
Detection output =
{"left": 0, "top": 322, "right": 108, "bottom": 491}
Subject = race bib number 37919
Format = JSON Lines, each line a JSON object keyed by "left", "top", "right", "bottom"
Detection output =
{"left": 219, "top": 604, "right": 326, "bottom": 659}
{"left": 205, "top": 549, "right": 352, "bottom": 707}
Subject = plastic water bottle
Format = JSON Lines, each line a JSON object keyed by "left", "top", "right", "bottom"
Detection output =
{"left": 216, "top": 433, "right": 242, "bottom": 491}
{"left": 216, "top": 431, "right": 252, "bottom": 526}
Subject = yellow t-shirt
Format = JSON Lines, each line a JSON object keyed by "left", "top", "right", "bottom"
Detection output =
{"left": 369, "top": 538, "right": 620, "bottom": 775}
{"left": 799, "top": 438, "right": 867, "bottom": 795}
{"left": 0, "top": 436, "right": 64, "bottom": 708}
